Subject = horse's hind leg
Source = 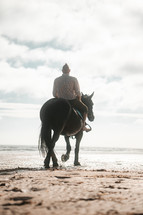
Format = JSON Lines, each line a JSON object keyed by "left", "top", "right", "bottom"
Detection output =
{"left": 51, "top": 131, "right": 60, "bottom": 168}
{"left": 43, "top": 128, "right": 52, "bottom": 169}
{"left": 44, "top": 128, "right": 60, "bottom": 168}
{"left": 61, "top": 135, "right": 71, "bottom": 162}
{"left": 45, "top": 150, "right": 58, "bottom": 168}
{"left": 74, "top": 130, "right": 83, "bottom": 166}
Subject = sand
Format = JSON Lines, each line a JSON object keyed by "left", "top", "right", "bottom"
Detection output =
{"left": 0, "top": 168, "right": 143, "bottom": 215}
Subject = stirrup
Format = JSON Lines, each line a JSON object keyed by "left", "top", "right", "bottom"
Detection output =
{"left": 83, "top": 123, "right": 92, "bottom": 132}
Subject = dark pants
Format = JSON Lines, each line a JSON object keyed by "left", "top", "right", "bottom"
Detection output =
{"left": 68, "top": 99, "right": 88, "bottom": 116}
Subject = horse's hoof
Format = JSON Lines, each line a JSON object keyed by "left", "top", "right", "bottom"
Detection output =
{"left": 44, "top": 161, "right": 50, "bottom": 169}
{"left": 53, "top": 163, "right": 59, "bottom": 168}
{"left": 44, "top": 164, "right": 50, "bottom": 169}
{"left": 61, "top": 154, "right": 69, "bottom": 162}
{"left": 74, "top": 162, "right": 81, "bottom": 166}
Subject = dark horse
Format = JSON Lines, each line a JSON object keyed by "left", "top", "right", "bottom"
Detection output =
{"left": 38, "top": 93, "right": 94, "bottom": 168}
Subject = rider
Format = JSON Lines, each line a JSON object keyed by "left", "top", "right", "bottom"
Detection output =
{"left": 53, "top": 63, "right": 91, "bottom": 132}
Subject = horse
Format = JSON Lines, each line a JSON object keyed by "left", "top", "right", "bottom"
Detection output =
{"left": 38, "top": 92, "right": 95, "bottom": 168}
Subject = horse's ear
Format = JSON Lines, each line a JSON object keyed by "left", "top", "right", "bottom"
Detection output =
{"left": 90, "top": 92, "right": 94, "bottom": 98}
{"left": 81, "top": 92, "right": 85, "bottom": 97}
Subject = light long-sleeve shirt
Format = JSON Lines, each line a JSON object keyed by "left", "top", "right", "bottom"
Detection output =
{"left": 53, "top": 74, "right": 81, "bottom": 100}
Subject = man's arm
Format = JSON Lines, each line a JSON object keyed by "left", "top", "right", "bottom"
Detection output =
{"left": 53, "top": 79, "right": 58, "bottom": 98}
{"left": 74, "top": 78, "right": 81, "bottom": 101}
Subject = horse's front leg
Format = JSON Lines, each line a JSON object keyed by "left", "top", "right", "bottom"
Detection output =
{"left": 52, "top": 151, "right": 58, "bottom": 168}
{"left": 44, "top": 151, "right": 51, "bottom": 169}
{"left": 74, "top": 130, "right": 83, "bottom": 166}
{"left": 61, "top": 135, "right": 71, "bottom": 162}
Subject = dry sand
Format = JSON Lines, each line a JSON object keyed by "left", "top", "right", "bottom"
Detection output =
{"left": 0, "top": 168, "right": 143, "bottom": 215}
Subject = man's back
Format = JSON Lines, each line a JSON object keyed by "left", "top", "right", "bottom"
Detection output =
{"left": 53, "top": 73, "right": 80, "bottom": 100}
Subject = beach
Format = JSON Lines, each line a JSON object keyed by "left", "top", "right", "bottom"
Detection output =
{"left": 0, "top": 145, "right": 143, "bottom": 215}
{"left": 0, "top": 168, "right": 143, "bottom": 215}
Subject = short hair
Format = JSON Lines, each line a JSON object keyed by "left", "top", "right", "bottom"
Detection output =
{"left": 62, "top": 63, "right": 70, "bottom": 73}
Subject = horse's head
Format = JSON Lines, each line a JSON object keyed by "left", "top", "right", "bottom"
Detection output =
{"left": 81, "top": 92, "right": 95, "bottom": 122}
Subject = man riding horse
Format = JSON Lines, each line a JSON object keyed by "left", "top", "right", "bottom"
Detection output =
{"left": 53, "top": 63, "right": 91, "bottom": 132}
{"left": 39, "top": 64, "right": 94, "bottom": 168}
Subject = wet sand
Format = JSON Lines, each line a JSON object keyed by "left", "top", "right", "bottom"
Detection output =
{"left": 0, "top": 168, "right": 143, "bottom": 215}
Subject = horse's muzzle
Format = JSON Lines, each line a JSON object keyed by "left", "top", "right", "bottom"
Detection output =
{"left": 88, "top": 114, "right": 95, "bottom": 122}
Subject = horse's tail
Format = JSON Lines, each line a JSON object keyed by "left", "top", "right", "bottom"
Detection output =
{"left": 38, "top": 98, "right": 71, "bottom": 157}
{"left": 38, "top": 123, "right": 51, "bottom": 157}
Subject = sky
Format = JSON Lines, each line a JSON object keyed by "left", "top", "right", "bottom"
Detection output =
{"left": 0, "top": 0, "right": 143, "bottom": 149}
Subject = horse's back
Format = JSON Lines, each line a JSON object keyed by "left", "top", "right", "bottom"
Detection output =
{"left": 40, "top": 98, "right": 71, "bottom": 129}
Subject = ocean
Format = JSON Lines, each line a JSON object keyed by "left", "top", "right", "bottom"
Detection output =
{"left": 0, "top": 145, "right": 143, "bottom": 172}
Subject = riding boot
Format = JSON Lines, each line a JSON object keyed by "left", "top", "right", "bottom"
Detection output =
{"left": 82, "top": 113, "right": 91, "bottom": 132}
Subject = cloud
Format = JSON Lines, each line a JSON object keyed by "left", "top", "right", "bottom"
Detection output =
{"left": 0, "top": 0, "right": 143, "bottom": 119}
{"left": 2, "top": 35, "right": 73, "bottom": 51}
{"left": 0, "top": 0, "right": 141, "bottom": 48}
{"left": 121, "top": 64, "right": 143, "bottom": 75}
{"left": 0, "top": 60, "right": 57, "bottom": 99}
{"left": 0, "top": 35, "right": 28, "bottom": 60}
{"left": 0, "top": 102, "right": 40, "bottom": 118}
{"left": 135, "top": 119, "right": 143, "bottom": 125}
{"left": 97, "top": 110, "right": 143, "bottom": 119}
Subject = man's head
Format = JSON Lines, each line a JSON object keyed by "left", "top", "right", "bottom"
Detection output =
{"left": 62, "top": 63, "right": 70, "bottom": 74}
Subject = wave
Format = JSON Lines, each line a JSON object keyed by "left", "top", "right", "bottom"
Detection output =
{"left": 0, "top": 145, "right": 143, "bottom": 154}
